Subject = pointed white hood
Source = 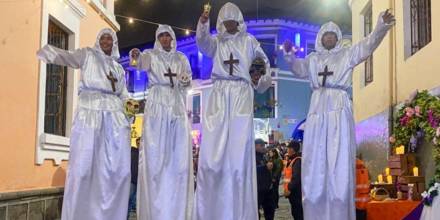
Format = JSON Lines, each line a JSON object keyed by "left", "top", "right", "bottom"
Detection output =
{"left": 94, "top": 28, "right": 120, "bottom": 60}
{"left": 216, "top": 2, "right": 247, "bottom": 35}
{"left": 315, "top": 21, "right": 343, "bottom": 54}
{"left": 154, "top": 24, "right": 177, "bottom": 53}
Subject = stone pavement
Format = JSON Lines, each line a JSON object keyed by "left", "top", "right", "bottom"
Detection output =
{"left": 128, "top": 195, "right": 294, "bottom": 220}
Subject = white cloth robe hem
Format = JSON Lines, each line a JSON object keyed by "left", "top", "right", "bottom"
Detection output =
{"left": 37, "top": 31, "right": 131, "bottom": 220}
{"left": 421, "top": 195, "right": 440, "bottom": 220}
{"left": 284, "top": 13, "right": 393, "bottom": 220}
{"left": 194, "top": 3, "right": 272, "bottom": 220}
{"left": 130, "top": 25, "right": 194, "bottom": 220}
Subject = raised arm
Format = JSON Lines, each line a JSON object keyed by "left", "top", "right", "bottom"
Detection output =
{"left": 252, "top": 37, "right": 272, "bottom": 94}
{"left": 129, "top": 48, "right": 152, "bottom": 71}
{"left": 283, "top": 40, "right": 309, "bottom": 79}
{"left": 37, "top": 45, "right": 87, "bottom": 69}
{"left": 349, "top": 10, "right": 395, "bottom": 67}
{"left": 196, "top": 11, "right": 217, "bottom": 58}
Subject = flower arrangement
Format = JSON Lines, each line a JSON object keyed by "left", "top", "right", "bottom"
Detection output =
{"left": 389, "top": 90, "right": 440, "bottom": 206}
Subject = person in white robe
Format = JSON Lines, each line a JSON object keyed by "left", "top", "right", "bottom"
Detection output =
{"left": 129, "top": 24, "right": 194, "bottom": 220}
{"left": 194, "top": 2, "right": 272, "bottom": 220}
{"left": 421, "top": 183, "right": 440, "bottom": 220}
{"left": 37, "top": 28, "right": 131, "bottom": 220}
{"left": 283, "top": 10, "right": 395, "bottom": 220}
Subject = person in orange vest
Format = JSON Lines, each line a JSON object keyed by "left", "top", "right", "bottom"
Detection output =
{"left": 283, "top": 141, "right": 303, "bottom": 220}
{"left": 355, "top": 155, "right": 370, "bottom": 220}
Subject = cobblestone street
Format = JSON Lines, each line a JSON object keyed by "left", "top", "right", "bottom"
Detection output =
{"left": 128, "top": 189, "right": 294, "bottom": 220}
{"left": 265, "top": 195, "right": 293, "bottom": 220}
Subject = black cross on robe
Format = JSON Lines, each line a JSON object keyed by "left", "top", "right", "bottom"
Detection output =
{"left": 223, "top": 53, "right": 239, "bottom": 76}
{"left": 164, "top": 67, "right": 177, "bottom": 88}
{"left": 318, "top": 66, "right": 334, "bottom": 87}
{"left": 106, "top": 71, "right": 118, "bottom": 92}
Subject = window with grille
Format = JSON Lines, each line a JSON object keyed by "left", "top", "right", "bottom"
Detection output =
{"left": 363, "top": 4, "right": 373, "bottom": 85}
{"left": 410, "top": 0, "right": 431, "bottom": 55}
{"left": 44, "top": 20, "right": 68, "bottom": 136}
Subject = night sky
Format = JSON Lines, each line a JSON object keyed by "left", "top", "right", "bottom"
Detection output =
{"left": 115, "top": 0, "right": 352, "bottom": 49}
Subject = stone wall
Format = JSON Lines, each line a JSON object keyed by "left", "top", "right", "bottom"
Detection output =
{"left": 0, "top": 187, "right": 63, "bottom": 220}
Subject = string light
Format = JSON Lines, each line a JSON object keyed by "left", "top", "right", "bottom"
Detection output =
{"left": 116, "top": 14, "right": 303, "bottom": 49}
{"left": 116, "top": 15, "right": 196, "bottom": 34}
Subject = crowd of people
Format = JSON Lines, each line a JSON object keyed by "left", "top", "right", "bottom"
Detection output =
{"left": 127, "top": 138, "right": 304, "bottom": 220}
{"left": 255, "top": 140, "right": 303, "bottom": 220}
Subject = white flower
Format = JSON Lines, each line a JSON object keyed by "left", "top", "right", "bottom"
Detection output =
{"left": 422, "top": 191, "right": 429, "bottom": 198}
{"left": 435, "top": 182, "right": 440, "bottom": 188}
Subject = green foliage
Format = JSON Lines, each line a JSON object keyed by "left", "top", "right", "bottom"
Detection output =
{"left": 389, "top": 90, "right": 440, "bottom": 180}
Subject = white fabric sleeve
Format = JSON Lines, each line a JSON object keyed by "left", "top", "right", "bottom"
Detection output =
{"left": 117, "top": 65, "right": 130, "bottom": 102}
{"left": 348, "top": 12, "right": 394, "bottom": 67}
{"left": 196, "top": 20, "right": 217, "bottom": 58}
{"left": 37, "top": 44, "right": 87, "bottom": 69}
{"left": 283, "top": 50, "right": 309, "bottom": 79}
{"left": 255, "top": 74, "right": 273, "bottom": 94}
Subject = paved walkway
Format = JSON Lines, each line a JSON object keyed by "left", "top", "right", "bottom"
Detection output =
{"left": 128, "top": 193, "right": 294, "bottom": 220}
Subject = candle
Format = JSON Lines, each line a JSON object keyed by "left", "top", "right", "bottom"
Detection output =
{"left": 385, "top": 167, "right": 390, "bottom": 176}
{"left": 378, "top": 174, "right": 383, "bottom": 183}
{"left": 387, "top": 175, "right": 393, "bottom": 184}
{"left": 413, "top": 167, "right": 419, "bottom": 176}
{"left": 396, "top": 145, "right": 405, "bottom": 155}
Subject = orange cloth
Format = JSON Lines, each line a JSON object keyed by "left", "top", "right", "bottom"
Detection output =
{"left": 283, "top": 157, "right": 300, "bottom": 193}
{"left": 366, "top": 200, "right": 421, "bottom": 220}
{"left": 356, "top": 159, "right": 370, "bottom": 210}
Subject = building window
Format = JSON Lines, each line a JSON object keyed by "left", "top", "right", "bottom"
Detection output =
{"left": 44, "top": 20, "right": 68, "bottom": 136}
{"left": 192, "top": 94, "right": 201, "bottom": 124}
{"left": 410, "top": 0, "right": 431, "bottom": 55}
{"left": 363, "top": 4, "right": 373, "bottom": 85}
{"left": 254, "top": 86, "right": 276, "bottom": 118}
